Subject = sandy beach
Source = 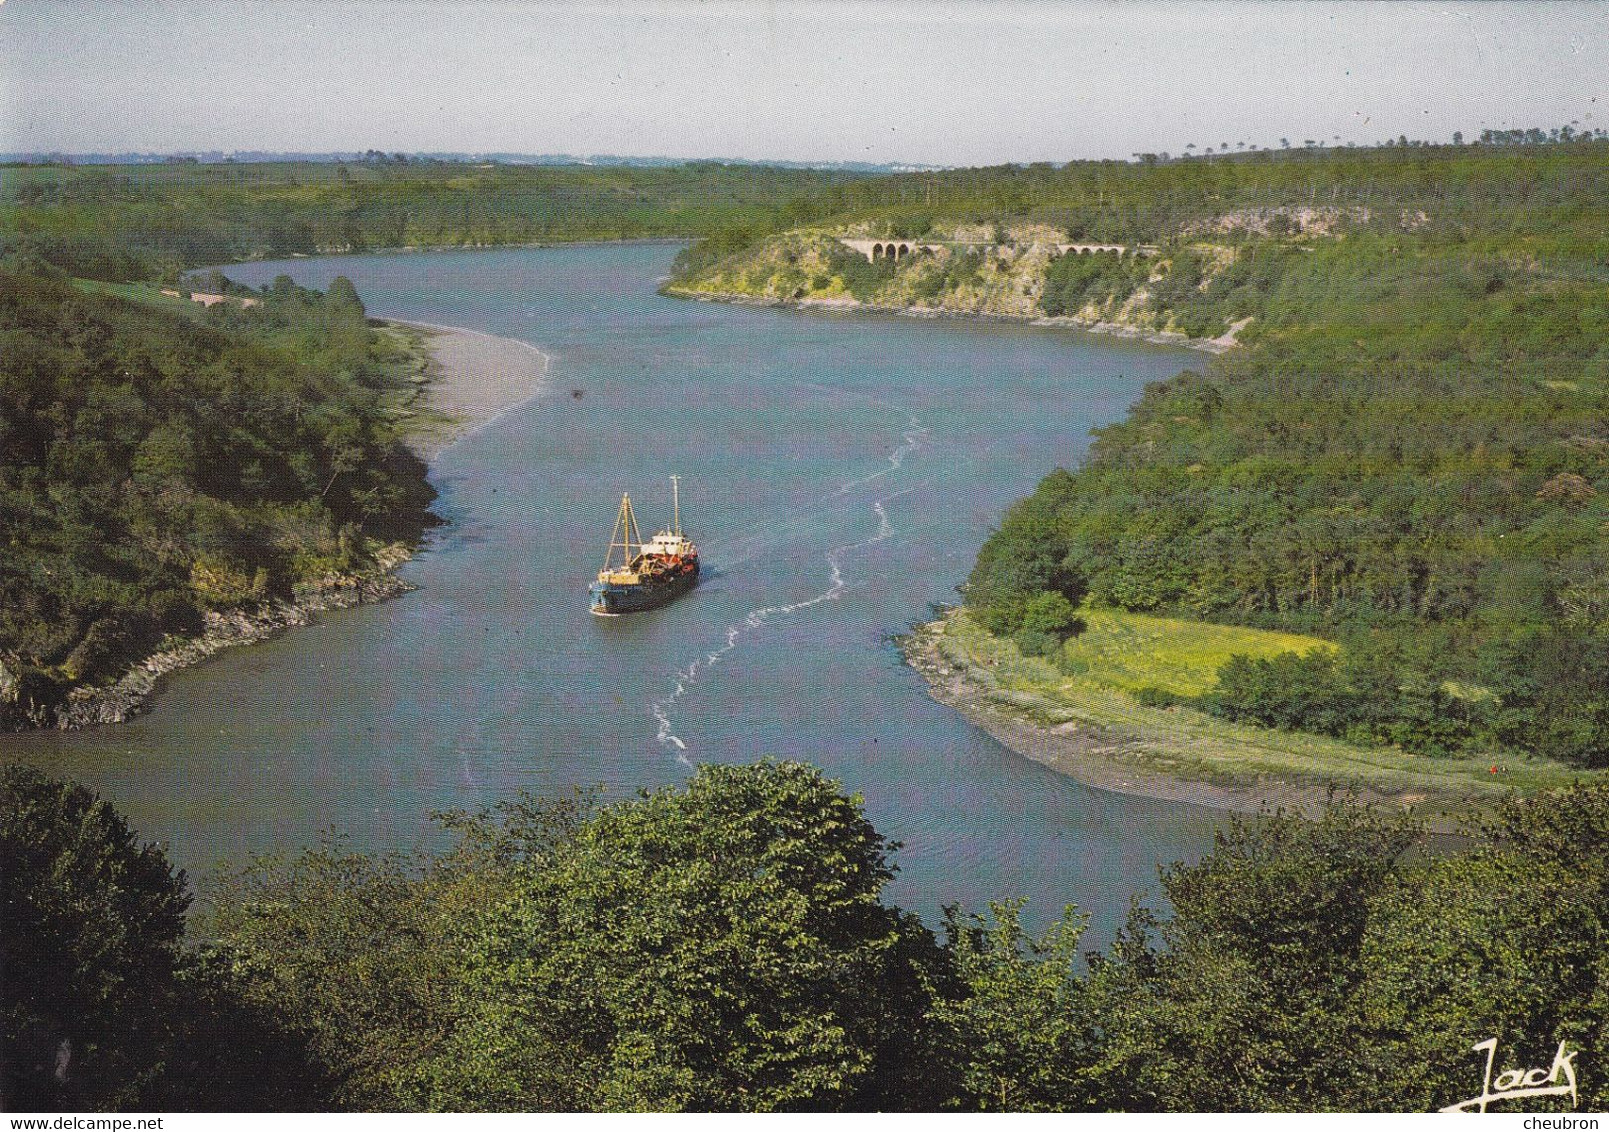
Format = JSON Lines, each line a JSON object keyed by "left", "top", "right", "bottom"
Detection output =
{"left": 393, "top": 320, "right": 554, "bottom": 462}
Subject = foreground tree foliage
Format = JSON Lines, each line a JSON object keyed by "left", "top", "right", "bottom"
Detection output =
{"left": 12, "top": 760, "right": 1609, "bottom": 1112}
{"left": 439, "top": 763, "right": 944, "bottom": 1110}
{"left": 207, "top": 762, "right": 946, "bottom": 1111}
{"left": 1344, "top": 785, "right": 1609, "bottom": 1110}
{"left": 0, "top": 765, "right": 321, "bottom": 1110}
{"left": 930, "top": 901, "right": 1092, "bottom": 1110}
{"left": 0, "top": 765, "right": 187, "bottom": 1107}
{"left": 1086, "top": 801, "right": 1420, "bottom": 1109}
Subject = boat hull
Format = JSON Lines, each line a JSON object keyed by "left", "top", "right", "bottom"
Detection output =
{"left": 589, "top": 568, "right": 698, "bottom": 616}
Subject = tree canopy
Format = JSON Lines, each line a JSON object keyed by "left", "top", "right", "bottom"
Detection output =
{"left": 0, "top": 270, "right": 436, "bottom": 726}
{"left": 12, "top": 762, "right": 1609, "bottom": 1112}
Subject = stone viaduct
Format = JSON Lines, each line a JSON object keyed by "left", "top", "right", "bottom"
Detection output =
{"left": 837, "top": 238, "right": 931, "bottom": 262}
{"left": 836, "top": 237, "right": 1158, "bottom": 264}
{"left": 830, "top": 236, "right": 1158, "bottom": 265}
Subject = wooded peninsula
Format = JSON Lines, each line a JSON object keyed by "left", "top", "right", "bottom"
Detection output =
{"left": 666, "top": 137, "right": 1609, "bottom": 782}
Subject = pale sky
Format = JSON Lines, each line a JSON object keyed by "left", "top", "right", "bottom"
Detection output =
{"left": 3, "top": 1, "right": 1605, "bottom": 165}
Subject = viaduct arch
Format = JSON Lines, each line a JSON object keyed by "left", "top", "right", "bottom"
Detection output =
{"left": 835, "top": 237, "right": 1157, "bottom": 264}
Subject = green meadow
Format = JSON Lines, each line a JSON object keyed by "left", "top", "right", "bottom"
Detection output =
{"left": 930, "top": 609, "right": 1589, "bottom": 802}
{"left": 69, "top": 277, "right": 204, "bottom": 310}
{"left": 1056, "top": 605, "right": 1335, "bottom": 698}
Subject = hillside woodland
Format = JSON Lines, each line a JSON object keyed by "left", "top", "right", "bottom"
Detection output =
{"left": 671, "top": 140, "right": 1609, "bottom": 765}
{"left": 0, "top": 270, "right": 435, "bottom": 726}
{"left": 1, "top": 159, "right": 856, "bottom": 282}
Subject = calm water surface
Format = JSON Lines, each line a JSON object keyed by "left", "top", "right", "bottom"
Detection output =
{"left": 8, "top": 244, "right": 1223, "bottom": 939}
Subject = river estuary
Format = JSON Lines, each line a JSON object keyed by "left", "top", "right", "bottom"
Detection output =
{"left": 7, "top": 243, "right": 1224, "bottom": 940}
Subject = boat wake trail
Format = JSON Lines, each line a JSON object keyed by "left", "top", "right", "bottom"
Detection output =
{"left": 705, "top": 414, "right": 927, "bottom": 572}
{"left": 836, "top": 414, "right": 927, "bottom": 495}
{"left": 651, "top": 486, "right": 915, "bottom": 763}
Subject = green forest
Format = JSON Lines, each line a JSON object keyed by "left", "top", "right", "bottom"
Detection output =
{"left": 666, "top": 138, "right": 1609, "bottom": 768}
{"left": 11, "top": 143, "right": 1607, "bottom": 763}
{"left": 5, "top": 760, "right": 1605, "bottom": 1112}
{"left": 670, "top": 134, "right": 1608, "bottom": 268}
{"left": 0, "top": 269, "right": 437, "bottom": 726}
{"left": 960, "top": 145, "right": 1609, "bottom": 765}
{"left": 0, "top": 159, "right": 856, "bottom": 281}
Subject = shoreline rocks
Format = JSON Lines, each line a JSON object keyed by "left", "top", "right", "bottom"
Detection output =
{"left": 2, "top": 312, "right": 553, "bottom": 736}
{"left": 3, "top": 559, "right": 414, "bottom": 732}
{"left": 665, "top": 286, "right": 1246, "bottom": 354}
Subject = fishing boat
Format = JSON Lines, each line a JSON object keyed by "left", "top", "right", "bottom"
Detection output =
{"left": 589, "top": 477, "right": 700, "bottom": 616}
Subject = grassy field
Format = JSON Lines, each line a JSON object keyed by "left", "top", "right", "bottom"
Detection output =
{"left": 1057, "top": 605, "right": 1335, "bottom": 697}
{"left": 69, "top": 277, "right": 208, "bottom": 311}
{"left": 921, "top": 609, "right": 1591, "bottom": 807}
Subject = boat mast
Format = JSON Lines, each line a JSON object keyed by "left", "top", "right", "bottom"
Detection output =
{"left": 604, "top": 493, "right": 641, "bottom": 570}
{"left": 671, "top": 475, "right": 681, "bottom": 537}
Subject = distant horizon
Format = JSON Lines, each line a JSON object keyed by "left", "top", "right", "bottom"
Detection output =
{"left": 4, "top": 1, "right": 1604, "bottom": 168}
{"left": 0, "top": 148, "right": 949, "bottom": 171}
{"left": 9, "top": 126, "right": 1606, "bottom": 174}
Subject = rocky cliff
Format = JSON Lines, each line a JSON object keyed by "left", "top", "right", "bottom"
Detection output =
{"left": 664, "top": 220, "right": 1255, "bottom": 351}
